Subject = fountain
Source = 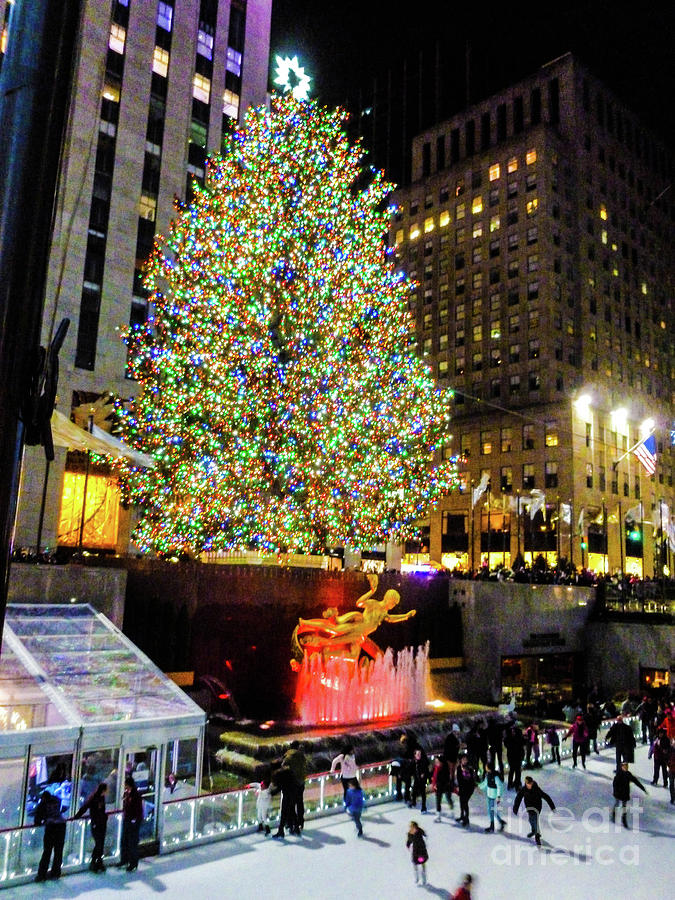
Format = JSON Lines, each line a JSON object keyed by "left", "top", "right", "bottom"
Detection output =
{"left": 291, "top": 574, "right": 431, "bottom": 724}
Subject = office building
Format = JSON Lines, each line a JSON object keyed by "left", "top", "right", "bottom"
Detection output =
{"left": 1, "top": 0, "right": 272, "bottom": 554}
{"left": 392, "top": 54, "right": 674, "bottom": 576}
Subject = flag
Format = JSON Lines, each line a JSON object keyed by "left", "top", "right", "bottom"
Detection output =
{"left": 577, "top": 507, "right": 585, "bottom": 536}
{"left": 472, "top": 472, "right": 490, "bottom": 508}
{"left": 633, "top": 433, "right": 657, "bottom": 476}
{"left": 624, "top": 503, "right": 642, "bottom": 524}
{"left": 560, "top": 502, "right": 572, "bottom": 525}
{"left": 529, "top": 489, "right": 546, "bottom": 520}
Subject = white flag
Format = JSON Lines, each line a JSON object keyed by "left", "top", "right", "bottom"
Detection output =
{"left": 472, "top": 472, "right": 490, "bottom": 508}
{"left": 577, "top": 507, "right": 585, "bottom": 536}
{"left": 560, "top": 502, "right": 572, "bottom": 525}
{"left": 529, "top": 489, "right": 546, "bottom": 520}
{"left": 625, "top": 503, "right": 642, "bottom": 523}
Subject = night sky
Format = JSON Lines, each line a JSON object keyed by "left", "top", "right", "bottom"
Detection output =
{"left": 270, "top": 0, "right": 675, "bottom": 149}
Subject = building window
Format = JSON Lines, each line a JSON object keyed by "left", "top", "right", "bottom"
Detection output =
{"left": 472, "top": 196, "right": 483, "bottom": 215}
{"left": 509, "top": 374, "right": 520, "bottom": 394}
{"left": 109, "top": 24, "right": 126, "bottom": 55}
{"left": 526, "top": 148, "right": 537, "bottom": 165}
{"left": 481, "top": 431, "right": 493, "bottom": 454}
{"left": 138, "top": 194, "right": 157, "bottom": 221}
{"left": 545, "top": 461, "right": 558, "bottom": 488}
{"left": 528, "top": 338, "right": 539, "bottom": 359}
{"left": 472, "top": 351, "right": 483, "bottom": 371}
{"left": 456, "top": 202, "right": 465, "bottom": 220}
{"left": 586, "top": 463, "right": 593, "bottom": 488}
{"left": 472, "top": 271, "right": 483, "bottom": 290}
{"left": 490, "top": 215, "right": 500, "bottom": 232}
{"left": 523, "top": 424, "right": 535, "bottom": 450}
{"left": 424, "top": 216, "right": 434, "bottom": 233}
{"left": 472, "top": 221, "right": 483, "bottom": 240}
{"left": 527, "top": 253, "right": 539, "bottom": 272}
{"left": 527, "top": 226, "right": 538, "bottom": 245}
{"left": 585, "top": 422, "right": 592, "bottom": 447}
{"left": 528, "top": 371, "right": 540, "bottom": 391}
{"left": 545, "top": 424, "right": 558, "bottom": 447}
{"left": 501, "top": 427, "right": 512, "bottom": 452}
{"left": 508, "top": 343, "right": 520, "bottom": 364}
{"left": 523, "top": 464, "right": 535, "bottom": 489}
{"left": 193, "top": 73, "right": 211, "bottom": 104}
{"left": 152, "top": 46, "right": 169, "bottom": 77}
{"left": 472, "top": 323, "right": 483, "bottom": 343}
{"left": 501, "top": 467, "right": 513, "bottom": 492}
{"left": 223, "top": 89, "right": 239, "bottom": 119}
{"left": 198, "top": 29, "right": 215, "bottom": 60}
{"left": 507, "top": 259, "right": 519, "bottom": 279}
{"left": 439, "top": 210, "right": 450, "bottom": 227}
{"left": 489, "top": 163, "right": 500, "bottom": 181}
{"left": 526, "top": 198, "right": 538, "bottom": 216}
{"left": 508, "top": 314, "right": 519, "bottom": 333}
{"left": 157, "top": 1, "right": 173, "bottom": 31}
{"left": 507, "top": 157, "right": 517, "bottom": 174}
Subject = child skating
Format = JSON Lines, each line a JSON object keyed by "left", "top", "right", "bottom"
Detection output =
{"left": 406, "top": 820, "right": 429, "bottom": 886}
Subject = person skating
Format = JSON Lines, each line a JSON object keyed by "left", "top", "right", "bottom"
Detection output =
{"left": 524, "top": 723, "right": 541, "bottom": 768}
{"left": 75, "top": 782, "right": 108, "bottom": 872}
{"left": 34, "top": 784, "right": 66, "bottom": 882}
{"left": 584, "top": 703, "right": 602, "bottom": 754}
{"left": 410, "top": 747, "right": 430, "bottom": 813}
{"left": 477, "top": 763, "right": 506, "bottom": 832}
{"left": 330, "top": 743, "right": 359, "bottom": 801}
{"left": 612, "top": 762, "right": 647, "bottom": 828}
{"left": 344, "top": 778, "right": 365, "bottom": 837}
{"left": 120, "top": 776, "right": 143, "bottom": 872}
{"left": 512, "top": 776, "right": 556, "bottom": 846}
{"left": 247, "top": 775, "right": 272, "bottom": 835}
{"left": 431, "top": 754, "right": 454, "bottom": 821}
{"left": 406, "top": 820, "right": 429, "bottom": 886}
{"left": 666, "top": 738, "right": 675, "bottom": 804}
{"left": 564, "top": 715, "right": 589, "bottom": 769}
{"left": 282, "top": 741, "right": 307, "bottom": 833}
{"left": 545, "top": 725, "right": 561, "bottom": 766}
{"left": 648, "top": 729, "right": 670, "bottom": 787}
{"left": 455, "top": 755, "right": 476, "bottom": 827}
{"left": 606, "top": 714, "right": 637, "bottom": 770}
{"left": 270, "top": 765, "right": 297, "bottom": 838}
{"left": 504, "top": 723, "right": 525, "bottom": 789}
{"left": 451, "top": 873, "right": 474, "bottom": 900}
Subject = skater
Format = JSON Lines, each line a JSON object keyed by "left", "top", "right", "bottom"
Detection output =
{"left": 270, "top": 764, "right": 297, "bottom": 838}
{"left": 344, "top": 778, "right": 365, "bottom": 837}
{"left": 33, "top": 784, "right": 66, "bottom": 882}
{"left": 120, "top": 776, "right": 143, "bottom": 872}
{"left": 524, "top": 723, "right": 541, "bottom": 768}
{"left": 606, "top": 715, "right": 637, "bottom": 770}
{"left": 406, "top": 820, "right": 428, "bottom": 886}
{"left": 431, "top": 754, "right": 454, "bottom": 821}
{"left": 584, "top": 703, "right": 602, "bottom": 754}
{"left": 282, "top": 741, "right": 307, "bottom": 833}
{"left": 248, "top": 775, "right": 272, "bottom": 835}
{"left": 649, "top": 729, "right": 670, "bottom": 786}
{"left": 545, "top": 725, "right": 561, "bottom": 765}
{"left": 455, "top": 755, "right": 476, "bottom": 827}
{"left": 564, "top": 714, "right": 589, "bottom": 768}
{"left": 410, "top": 747, "right": 430, "bottom": 812}
{"left": 330, "top": 744, "right": 359, "bottom": 800}
{"left": 612, "top": 763, "right": 647, "bottom": 828}
{"left": 512, "top": 776, "right": 556, "bottom": 846}
{"left": 443, "top": 724, "right": 461, "bottom": 783}
{"left": 393, "top": 732, "right": 417, "bottom": 802}
{"left": 667, "top": 739, "right": 675, "bottom": 804}
{"left": 75, "top": 782, "right": 108, "bottom": 872}
{"left": 486, "top": 717, "right": 504, "bottom": 775}
{"left": 451, "top": 873, "right": 474, "bottom": 900}
{"left": 504, "top": 723, "right": 525, "bottom": 790}
{"left": 477, "top": 763, "right": 506, "bottom": 832}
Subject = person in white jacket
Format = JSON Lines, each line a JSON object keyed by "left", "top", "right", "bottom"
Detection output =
{"left": 477, "top": 763, "right": 506, "bottom": 832}
{"left": 331, "top": 744, "right": 359, "bottom": 800}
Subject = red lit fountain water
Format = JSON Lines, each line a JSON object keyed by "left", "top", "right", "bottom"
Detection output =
{"left": 291, "top": 575, "right": 431, "bottom": 725}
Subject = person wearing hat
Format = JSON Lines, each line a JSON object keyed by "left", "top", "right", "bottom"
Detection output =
{"left": 563, "top": 715, "right": 589, "bottom": 769}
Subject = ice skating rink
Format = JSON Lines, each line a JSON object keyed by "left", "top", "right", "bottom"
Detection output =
{"left": 13, "top": 744, "right": 672, "bottom": 900}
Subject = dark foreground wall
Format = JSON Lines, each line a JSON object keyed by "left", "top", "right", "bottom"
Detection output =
{"left": 119, "top": 561, "right": 462, "bottom": 718}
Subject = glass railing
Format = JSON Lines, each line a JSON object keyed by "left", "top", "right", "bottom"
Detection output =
{"left": 0, "top": 724, "right": 636, "bottom": 889}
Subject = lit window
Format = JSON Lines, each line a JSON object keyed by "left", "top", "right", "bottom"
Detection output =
{"left": 490, "top": 321, "right": 501, "bottom": 340}
{"left": 472, "top": 196, "right": 483, "bottom": 215}
{"left": 641, "top": 282, "right": 647, "bottom": 295}
{"left": 526, "top": 198, "right": 538, "bottom": 216}
{"left": 223, "top": 89, "right": 239, "bottom": 119}
{"left": 193, "top": 73, "right": 211, "bottom": 103}
{"left": 507, "top": 157, "right": 518, "bottom": 173}
{"left": 157, "top": 1, "right": 173, "bottom": 31}
{"left": 395, "top": 228, "right": 404, "bottom": 245}
{"left": 601, "top": 229, "right": 608, "bottom": 244}
{"left": 526, "top": 148, "right": 537, "bottom": 165}
{"left": 227, "top": 47, "right": 242, "bottom": 76}
{"left": 481, "top": 431, "right": 493, "bottom": 454}
{"left": 138, "top": 194, "right": 157, "bottom": 221}
{"left": 545, "top": 425, "right": 559, "bottom": 447}
{"left": 58, "top": 473, "right": 120, "bottom": 549}
{"left": 152, "top": 46, "right": 169, "bottom": 77}
{"left": 490, "top": 215, "right": 500, "bottom": 232}
{"left": 456, "top": 203, "right": 465, "bottom": 220}
{"left": 424, "top": 216, "right": 434, "bottom": 233}
{"left": 409, "top": 224, "right": 420, "bottom": 241}
{"left": 109, "top": 24, "right": 126, "bottom": 54}
{"left": 600, "top": 203, "right": 608, "bottom": 220}
{"left": 439, "top": 210, "right": 450, "bottom": 227}
{"left": 102, "top": 82, "right": 120, "bottom": 103}
{"left": 489, "top": 163, "right": 500, "bottom": 181}
{"left": 472, "top": 221, "right": 483, "bottom": 239}
{"left": 198, "top": 30, "right": 214, "bottom": 61}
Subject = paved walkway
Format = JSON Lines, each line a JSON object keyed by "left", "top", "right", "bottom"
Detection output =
{"left": 12, "top": 745, "right": 672, "bottom": 900}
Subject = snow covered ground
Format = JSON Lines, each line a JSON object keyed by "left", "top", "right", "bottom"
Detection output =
{"left": 13, "top": 744, "right": 672, "bottom": 900}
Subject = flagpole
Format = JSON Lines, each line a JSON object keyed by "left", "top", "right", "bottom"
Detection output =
{"left": 639, "top": 500, "right": 644, "bottom": 580}
{"left": 569, "top": 498, "right": 574, "bottom": 569}
{"left": 502, "top": 491, "right": 507, "bottom": 567}
{"left": 602, "top": 500, "right": 607, "bottom": 575}
{"left": 556, "top": 495, "right": 561, "bottom": 569}
{"left": 516, "top": 490, "right": 521, "bottom": 561}
{"left": 619, "top": 501, "right": 624, "bottom": 577}
{"left": 470, "top": 479, "right": 475, "bottom": 574}
{"left": 486, "top": 483, "right": 492, "bottom": 571}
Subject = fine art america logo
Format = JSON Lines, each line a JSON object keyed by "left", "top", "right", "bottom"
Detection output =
{"left": 492, "top": 801, "right": 643, "bottom": 866}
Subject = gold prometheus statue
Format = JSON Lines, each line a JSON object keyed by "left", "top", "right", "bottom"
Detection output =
{"left": 290, "top": 574, "right": 416, "bottom": 668}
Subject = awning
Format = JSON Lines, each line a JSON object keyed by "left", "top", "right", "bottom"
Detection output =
{"left": 51, "top": 410, "right": 155, "bottom": 468}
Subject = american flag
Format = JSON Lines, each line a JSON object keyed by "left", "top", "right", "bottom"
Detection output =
{"left": 633, "top": 433, "right": 657, "bottom": 476}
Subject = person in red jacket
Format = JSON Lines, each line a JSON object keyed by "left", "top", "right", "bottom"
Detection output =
{"left": 120, "top": 776, "right": 143, "bottom": 872}
{"left": 657, "top": 708, "right": 675, "bottom": 740}
{"left": 451, "top": 873, "right": 474, "bottom": 899}
{"left": 564, "top": 715, "right": 590, "bottom": 769}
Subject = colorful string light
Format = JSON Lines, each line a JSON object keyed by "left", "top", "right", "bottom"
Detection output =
{"left": 118, "top": 96, "right": 459, "bottom": 555}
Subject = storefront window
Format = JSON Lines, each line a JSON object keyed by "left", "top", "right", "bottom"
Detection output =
{"left": 26, "top": 751, "right": 73, "bottom": 825}
{"left": 78, "top": 748, "right": 119, "bottom": 809}
{"left": 0, "top": 757, "right": 26, "bottom": 829}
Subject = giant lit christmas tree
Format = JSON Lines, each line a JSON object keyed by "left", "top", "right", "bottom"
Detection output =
{"left": 119, "top": 96, "right": 459, "bottom": 555}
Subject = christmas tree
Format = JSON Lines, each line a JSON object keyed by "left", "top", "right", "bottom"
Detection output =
{"left": 119, "top": 96, "right": 459, "bottom": 555}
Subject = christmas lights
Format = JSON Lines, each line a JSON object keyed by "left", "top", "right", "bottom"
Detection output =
{"left": 119, "top": 97, "right": 459, "bottom": 555}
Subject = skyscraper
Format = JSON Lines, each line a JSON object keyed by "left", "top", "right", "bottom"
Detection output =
{"left": 392, "top": 54, "right": 673, "bottom": 577}
{"left": 0, "top": 0, "right": 272, "bottom": 555}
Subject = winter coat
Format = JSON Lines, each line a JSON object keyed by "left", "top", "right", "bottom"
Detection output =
{"left": 406, "top": 828, "right": 428, "bottom": 864}
{"left": 344, "top": 786, "right": 365, "bottom": 815}
{"left": 584, "top": 708, "right": 601, "bottom": 738}
{"left": 76, "top": 789, "right": 108, "bottom": 829}
{"left": 456, "top": 765, "right": 476, "bottom": 799}
{"left": 612, "top": 769, "right": 647, "bottom": 802}
{"left": 667, "top": 747, "right": 675, "bottom": 775}
{"left": 331, "top": 753, "right": 358, "bottom": 780}
{"left": 658, "top": 713, "right": 675, "bottom": 740}
{"left": 413, "top": 751, "right": 430, "bottom": 783}
{"left": 122, "top": 785, "right": 143, "bottom": 823}
{"left": 606, "top": 721, "right": 636, "bottom": 758}
{"left": 34, "top": 789, "right": 65, "bottom": 826}
{"left": 649, "top": 734, "right": 671, "bottom": 763}
{"left": 545, "top": 727, "right": 560, "bottom": 747}
{"left": 513, "top": 781, "right": 555, "bottom": 815}
{"left": 565, "top": 719, "right": 589, "bottom": 744}
{"left": 270, "top": 766, "right": 295, "bottom": 797}
{"left": 431, "top": 758, "right": 452, "bottom": 792}
{"left": 477, "top": 771, "right": 504, "bottom": 800}
{"left": 443, "top": 732, "right": 460, "bottom": 763}
{"left": 505, "top": 728, "right": 525, "bottom": 761}
{"left": 283, "top": 748, "right": 307, "bottom": 786}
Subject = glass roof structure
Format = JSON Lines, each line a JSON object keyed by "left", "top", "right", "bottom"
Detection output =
{"left": 0, "top": 604, "right": 204, "bottom": 734}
